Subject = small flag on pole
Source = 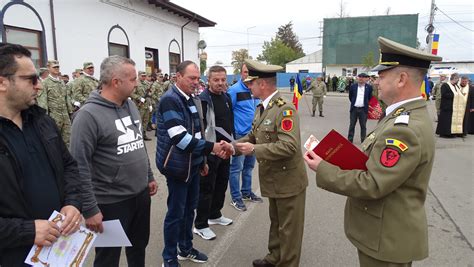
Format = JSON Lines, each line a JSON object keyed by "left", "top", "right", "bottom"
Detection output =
{"left": 431, "top": 34, "right": 440, "bottom": 55}
{"left": 292, "top": 74, "right": 303, "bottom": 109}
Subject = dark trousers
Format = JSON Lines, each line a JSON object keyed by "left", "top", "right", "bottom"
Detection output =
{"left": 195, "top": 155, "right": 230, "bottom": 229}
{"left": 348, "top": 107, "right": 368, "bottom": 143}
{"left": 94, "top": 188, "right": 151, "bottom": 267}
{"left": 162, "top": 169, "right": 200, "bottom": 261}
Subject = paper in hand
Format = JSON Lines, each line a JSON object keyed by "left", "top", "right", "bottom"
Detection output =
{"left": 215, "top": 126, "right": 235, "bottom": 143}
{"left": 304, "top": 134, "right": 320, "bottom": 151}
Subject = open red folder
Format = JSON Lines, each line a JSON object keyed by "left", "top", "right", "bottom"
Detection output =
{"left": 312, "top": 129, "right": 368, "bottom": 170}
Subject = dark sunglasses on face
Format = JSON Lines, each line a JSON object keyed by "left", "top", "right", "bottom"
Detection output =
{"left": 16, "top": 74, "right": 40, "bottom": 85}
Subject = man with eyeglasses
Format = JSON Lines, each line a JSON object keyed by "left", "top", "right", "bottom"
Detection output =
{"left": 0, "top": 43, "right": 82, "bottom": 266}
{"left": 72, "top": 62, "right": 99, "bottom": 108}
{"left": 41, "top": 60, "right": 73, "bottom": 146}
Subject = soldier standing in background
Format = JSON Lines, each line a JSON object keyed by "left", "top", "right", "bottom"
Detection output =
{"left": 72, "top": 62, "right": 99, "bottom": 108}
{"left": 131, "top": 71, "right": 152, "bottom": 141}
{"left": 41, "top": 60, "right": 72, "bottom": 146}
{"left": 150, "top": 73, "right": 166, "bottom": 130}
{"left": 432, "top": 74, "right": 447, "bottom": 119}
{"left": 36, "top": 67, "right": 49, "bottom": 109}
{"left": 306, "top": 76, "right": 327, "bottom": 117}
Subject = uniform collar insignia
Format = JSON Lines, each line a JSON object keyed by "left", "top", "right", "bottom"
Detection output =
{"left": 392, "top": 107, "right": 405, "bottom": 117}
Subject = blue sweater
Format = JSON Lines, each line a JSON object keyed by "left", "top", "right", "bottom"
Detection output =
{"left": 227, "top": 79, "right": 258, "bottom": 135}
{"left": 155, "top": 86, "right": 213, "bottom": 182}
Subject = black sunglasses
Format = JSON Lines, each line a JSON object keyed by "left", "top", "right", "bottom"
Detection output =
{"left": 13, "top": 74, "right": 40, "bottom": 85}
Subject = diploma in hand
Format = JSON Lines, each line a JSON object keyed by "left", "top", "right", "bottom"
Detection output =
{"left": 25, "top": 211, "right": 96, "bottom": 267}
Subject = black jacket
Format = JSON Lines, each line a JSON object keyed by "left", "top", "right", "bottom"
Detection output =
{"left": 0, "top": 105, "right": 82, "bottom": 266}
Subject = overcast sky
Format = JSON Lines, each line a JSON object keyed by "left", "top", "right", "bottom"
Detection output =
{"left": 173, "top": 0, "right": 474, "bottom": 66}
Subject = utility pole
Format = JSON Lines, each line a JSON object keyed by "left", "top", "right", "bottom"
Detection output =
{"left": 426, "top": 0, "right": 436, "bottom": 53}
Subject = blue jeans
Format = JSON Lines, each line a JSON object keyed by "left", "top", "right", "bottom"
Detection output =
{"left": 162, "top": 169, "right": 200, "bottom": 261}
{"left": 229, "top": 133, "right": 256, "bottom": 201}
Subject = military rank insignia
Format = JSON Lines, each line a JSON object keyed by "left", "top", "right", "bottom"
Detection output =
{"left": 392, "top": 107, "right": 405, "bottom": 117}
{"left": 282, "top": 110, "right": 293, "bottom": 117}
{"left": 281, "top": 118, "right": 293, "bottom": 132}
{"left": 380, "top": 148, "right": 400, "bottom": 167}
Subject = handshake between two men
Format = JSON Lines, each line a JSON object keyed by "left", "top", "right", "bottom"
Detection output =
{"left": 211, "top": 140, "right": 257, "bottom": 159}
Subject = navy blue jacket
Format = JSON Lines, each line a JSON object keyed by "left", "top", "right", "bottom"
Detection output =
{"left": 348, "top": 83, "right": 373, "bottom": 113}
{"left": 155, "top": 86, "right": 213, "bottom": 182}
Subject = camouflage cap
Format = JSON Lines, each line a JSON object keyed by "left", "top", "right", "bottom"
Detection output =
{"left": 75, "top": 68, "right": 83, "bottom": 73}
{"left": 138, "top": 71, "right": 147, "bottom": 76}
{"left": 83, "top": 62, "right": 94, "bottom": 69}
{"left": 47, "top": 60, "right": 60, "bottom": 67}
{"left": 372, "top": 37, "right": 442, "bottom": 72}
{"left": 243, "top": 59, "right": 283, "bottom": 82}
{"left": 38, "top": 67, "right": 49, "bottom": 75}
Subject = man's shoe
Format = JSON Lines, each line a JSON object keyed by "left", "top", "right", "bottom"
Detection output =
{"left": 162, "top": 259, "right": 181, "bottom": 267}
{"left": 242, "top": 192, "right": 263, "bottom": 203}
{"left": 252, "top": 258, "right": 275, "bottom": 267}
{"left": 312, "top": 111, "right": 315, "bottom": 117}
{"left": 208, "top": 216, "right": 233, "bottom": 226}
{"left": 230, "top": 199, "right": 247, "bottom": 211}
{"left": 143, "top": 135, "right": 152, "bottom": 141}
{"left": 319, "top": 112, "right": 324, "bottom": 117}
{"left": 177, "top": 248, "right": 208, "bottom": 263}
{"left": 193, "top": 227, "right": 216, "bottom": 240}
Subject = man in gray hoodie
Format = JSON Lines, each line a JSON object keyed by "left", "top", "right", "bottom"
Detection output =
{"left": 70, "top": 56, "right": 157, "bottom": 267}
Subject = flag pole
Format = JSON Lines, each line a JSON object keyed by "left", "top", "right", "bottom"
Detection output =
{"left": 303, "top": 91, "right": 312, "bottom": 114}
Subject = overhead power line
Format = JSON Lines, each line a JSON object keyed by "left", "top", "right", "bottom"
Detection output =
{"left": 436, "top": 6, "right": 474, "bottom": 32}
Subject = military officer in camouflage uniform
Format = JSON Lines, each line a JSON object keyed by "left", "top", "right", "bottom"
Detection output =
{"left": 36, "top": 67, "right": 49, "bottom": 109}
{"left": 235, "top": 59, "right": 308, "bottom": 267}
{"left": 304, "top": 37, "right": 442, "bottom": 267}
{"left": 306, "top": 76, "right": 327, "bottom": 117}
{"left": 150, "top": 73, "right": 165, "bottom": 129}
{"left": 432, "top": 74, "right": 447, "bottom": 118}
{"left": 41, "top": 60, "right": 72, "bottom": 146}
{"left": 72, "top": 62, "right": 99, "bottom": 107}
{"left": 131, "top": 71, "right": 152, "bottom": 140}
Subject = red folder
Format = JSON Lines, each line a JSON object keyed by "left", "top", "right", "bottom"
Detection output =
{"left": 313, "top": 129, "right": 368, "bottom": 170}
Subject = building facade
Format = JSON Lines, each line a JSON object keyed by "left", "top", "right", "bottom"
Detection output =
{"left": 0, "top": 0, "right": 215, "bottom": 75}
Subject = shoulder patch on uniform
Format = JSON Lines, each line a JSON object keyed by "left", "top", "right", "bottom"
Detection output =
{"left": 394, "top": 111, "right": 410, "bottom": 125}
{"left": 282, "top": 110, "right": 293, "bottom": 117}
{"left": 385, "top": 138, "right": 408, "bottom": 151}
{"left": 281, "top": 118, "right": 293, "bottom": 132}
{"left": 392, "top": 107, "right": 405, "bottom": 117}
{"left": 380, "top": 148, "right": 401, "bottom": 167}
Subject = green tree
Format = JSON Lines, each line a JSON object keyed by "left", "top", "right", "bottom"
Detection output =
{"left": 276, "top": 21, "right": 304, "bottom": 55}
{"left": 361, "top": 51, "right": 376, "bottom": 71}
{"left": 257, "top": 38, "right": 301, "bottom": 67}
{"left": 231, "top": 49, "right": 251, "bottom": 74}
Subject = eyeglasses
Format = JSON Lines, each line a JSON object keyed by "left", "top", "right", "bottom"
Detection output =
{"left": 11, "top": 74, "right": 40, "bottom": 85}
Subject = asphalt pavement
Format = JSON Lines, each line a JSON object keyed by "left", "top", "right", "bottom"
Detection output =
{"left": 85, "top": 91, "right": 473, "bottom": 267}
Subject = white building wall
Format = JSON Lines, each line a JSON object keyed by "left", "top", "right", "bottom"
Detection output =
{"left": 286, "top": 63, "right": 322, "bottom": 73}
{"left": 325, "top": 65, "right": 368, "bottom": 77}
{"left": 1, "top": 0, "right": 202, "bottom": 76}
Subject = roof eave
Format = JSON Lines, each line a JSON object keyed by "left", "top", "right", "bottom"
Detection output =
{"left": 148, "top": 0, "right": 216, "bottom": 27}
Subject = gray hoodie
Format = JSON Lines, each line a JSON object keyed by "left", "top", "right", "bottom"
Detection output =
{"left": 70, "top": 91, "right": 154, "bottom": 218}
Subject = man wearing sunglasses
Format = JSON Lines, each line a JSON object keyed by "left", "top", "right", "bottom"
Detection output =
{"left": 0, "top": 43, "right": 82, "bottom": 266}
{"left": 42, "top": 60, "right": 73, "bottom": 146}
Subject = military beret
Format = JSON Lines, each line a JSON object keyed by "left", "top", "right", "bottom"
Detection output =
{"left": 243, "top": 59, "right": 283, "bottom": 82}
{"left": 83, "top": 62, "right": 94, "bottom": 69}
{"left": 372, "top": 37, "right": 442, "bottom": 72}
{"left": 47, "top": 60, "right": 59, "bottom": 67}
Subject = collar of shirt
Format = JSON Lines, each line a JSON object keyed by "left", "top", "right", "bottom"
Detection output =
{"left": 262, "top": 90, "right": 278, "bottom": 109}
{"left": 385, "top": 96, "right": 423, "bottom": 115}
{"left": 48, "top": 74, "right": 61, "bottom": 82}
{"left": 175, "top": 84, "right": 192, "bottom": 100}
{"left": 83, "top": 72, "right": 93, "bottom": 78}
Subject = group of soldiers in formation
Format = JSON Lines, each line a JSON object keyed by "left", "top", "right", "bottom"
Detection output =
{"left": 36, "top": 60, "right": 177, "bottom": 145}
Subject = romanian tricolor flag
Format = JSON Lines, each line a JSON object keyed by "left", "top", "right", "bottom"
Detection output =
{"left": 385, "top": 138, "right": 408, "bottom": 151}
{"left": 431, "top": 34, "right": 440, "bottom": 55}
{"left": 292, "top": 74, "right": 303, "bottom": 110}
{"left": 420, "top": 75, "right": 431, "bottom": 100}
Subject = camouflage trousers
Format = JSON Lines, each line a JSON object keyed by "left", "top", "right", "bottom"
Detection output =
{"left": 50, "top": 111, "right": 71, "bottom": 147}
{"left": 312, "top": 96, "right": 324, "bottom": 112}
{"left": 139, "top": 106, "right": 151, "bottom": 135}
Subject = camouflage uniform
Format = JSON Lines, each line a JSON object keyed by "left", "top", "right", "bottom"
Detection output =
{"left": 151, "top": 80, "right": 165, "bottom": 109}
{"left": 306, "top": 79, "right": 327, "bottom": 116}
{"left": 72, "top": 74, "right": 99, "bottom": 106}
{"left": 37, "top": 79, "right": 48, "bottom": 110}
{"left": 131, "top": 80, "right": 153, "bottom": 138}
{"left": 42, "top": 76, "right": 72, "bottom": 146}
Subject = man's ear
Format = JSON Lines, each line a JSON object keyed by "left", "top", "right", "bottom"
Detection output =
{"left": 0, "top": 76, "right": 9, "bottom": 92}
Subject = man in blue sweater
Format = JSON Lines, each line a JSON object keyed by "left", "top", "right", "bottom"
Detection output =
{"left": 227, "top": 64, "right": 263, "bottom": 211}
{"left": 156, "top": 61, "right": 232, "bottom": 267}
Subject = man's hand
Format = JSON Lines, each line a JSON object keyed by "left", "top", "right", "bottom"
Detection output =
{"left": 34, "top": 220, "right": 61, "bottom": 246}
{"left": 200, "top": 163, "right": 209, "bottom": 176}
{"left": 59, "top": 205, "right": 81, "bottom": 236}
{"left": 235, "top": 142, "right": 255, "bottom": 156}
{"left": 85, "top": 212, "right": 104, "bottom": 233}
{"left": 149, "top": 180, "right": 158, "bottom": 196}
{"left": 219, "top": 140, "right": 234, "bottom": 158}
{"left": 212, "top": 141, "right": 232, "bottom": 159}
{"left": 303, "top": 150, "right": 324, "bottom": 171}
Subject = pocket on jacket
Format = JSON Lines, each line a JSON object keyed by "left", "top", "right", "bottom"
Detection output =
{"left": 346, "top": 198, "right": 384, "bottom": 251}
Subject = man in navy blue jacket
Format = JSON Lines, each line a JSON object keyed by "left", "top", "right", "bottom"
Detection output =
{"left": 348, "top": 73, "right": 373, "bottom": 143}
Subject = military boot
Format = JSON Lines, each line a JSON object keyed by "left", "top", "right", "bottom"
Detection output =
{"left": 319, "top": 111, "right": 324, "bottom": 117}
{"left": 312, "top": 110, "right": 315, "bottom": 117}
